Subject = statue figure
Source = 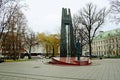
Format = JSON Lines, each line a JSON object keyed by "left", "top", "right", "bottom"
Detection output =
{"left": 76, "top": 40, "right": 81, "bottom": 60}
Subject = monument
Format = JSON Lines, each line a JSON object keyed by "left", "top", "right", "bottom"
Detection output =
{"left": 51, "top": 8, "right": 91, "bottom": 66}
{"left": 60, "top": 8, "right": 76, "bottom": 57}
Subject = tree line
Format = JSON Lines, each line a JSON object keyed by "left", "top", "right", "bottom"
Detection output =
{"left": 1, "top": 0, "right": 120, "bottom": 59}
{"left": 0, "top": 0, "right": 38, "bottom": 60}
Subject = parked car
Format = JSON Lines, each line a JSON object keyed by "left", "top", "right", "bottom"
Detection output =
{"left": 0, "top": 58, "right": 4, "bottom": 63}
{"left": 0, "top": 54, "right": 4, "bottom": 63}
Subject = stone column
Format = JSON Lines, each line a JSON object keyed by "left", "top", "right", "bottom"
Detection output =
{"left": 60, "top": 8, "right": 76, "bottom": 57}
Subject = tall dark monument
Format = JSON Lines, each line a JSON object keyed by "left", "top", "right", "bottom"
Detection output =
{"left": 60, "top": 8, "right": 76, "bottom": 57}
{"left": 51, "top": 8, "right": 91, "bottom": 66}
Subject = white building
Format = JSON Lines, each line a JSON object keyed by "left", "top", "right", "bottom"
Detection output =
{"left": 92, "top": 28, "right": 120, "bottom": 57}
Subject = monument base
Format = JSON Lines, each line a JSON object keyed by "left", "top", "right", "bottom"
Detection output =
{"left": 50, "top": 57, "right": 92, "bottom": 66}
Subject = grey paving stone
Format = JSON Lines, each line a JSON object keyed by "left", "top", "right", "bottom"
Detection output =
{"left": 0, "top": 59, "right": 120, "bottom": 80}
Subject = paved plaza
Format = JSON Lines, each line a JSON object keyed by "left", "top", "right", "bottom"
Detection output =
{"left": 0, "top": 58, "right": 120, "bottom": 80}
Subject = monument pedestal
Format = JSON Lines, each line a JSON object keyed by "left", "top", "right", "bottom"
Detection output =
{"left": 51, "top": 57, "right": 91, "bottom": 66}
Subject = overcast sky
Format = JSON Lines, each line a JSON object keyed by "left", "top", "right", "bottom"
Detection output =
{"left": 23, "top": 0, "right": 119, "bottom": 34}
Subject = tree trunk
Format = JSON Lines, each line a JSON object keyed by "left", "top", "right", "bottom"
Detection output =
{"left": 89, "top": 42, "right": 92, "bottom": 58}
{"left": 88, "top": 30, "right": 92, "bottom": 59}
{"left": 81, "top": 46, "right": 83, "bottom": 56}
{"left": 28, "top": 45, "right": 32, "bottom": 59}
{"left": 52, "top": 46, "right": 54, "bottom": 57}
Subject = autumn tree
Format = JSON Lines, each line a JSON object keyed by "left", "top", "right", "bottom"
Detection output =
{"left": 37, "top": 33, "right": 60, "bottom": 57}
{"left": 37, "top": 33, "right": 51, "bottom": 57}
{"left": 0, "top": 0, "right": 28, "bottom": 60}
{"left": 49, "top": 34, "right": 60, "bottom": 57}
{"left": 12, "top": 10, "right": 27, "bottom": 60}
{"left": 73, "top": 3, "right": 108, "bottom": 58}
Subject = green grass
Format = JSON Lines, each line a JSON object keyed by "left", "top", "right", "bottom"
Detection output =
{"left": 104, "top": 56, "right": 120, "bottom": 58}
{"left": 4, "top": 59, "right": 30, "bottom": 62}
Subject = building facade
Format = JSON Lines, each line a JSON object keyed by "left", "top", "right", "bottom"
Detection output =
{"left": 92, "top": 28, "right": 120, "bottom": 57}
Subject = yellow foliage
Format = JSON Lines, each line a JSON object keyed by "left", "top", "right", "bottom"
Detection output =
{"left": 37, "top": 33, "right": 60, "bottom": 56}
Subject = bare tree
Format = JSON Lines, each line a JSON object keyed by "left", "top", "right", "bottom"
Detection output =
{"left": 0, "top": 0, "right": 19, "bottom": 39}
{"left": 23, "top": 29, "right": 39, "bottom": 59}
{"left": 0, "top": 0, "right": 28, "bottom": 60}
{"left": 110, "top": 0, "right": 120, "bottom": 23}
{"left": 73, "top": 15, "right": 88, "bottom": 56}
{"left": 12, "top": 9, "right": 27, "bottom": 60}
{"left": 74, "top": 3, "right": 108, "bottom": 58}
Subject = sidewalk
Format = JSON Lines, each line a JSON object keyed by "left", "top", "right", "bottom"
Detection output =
{"left": 0, "top": 58, "right": 120, "bottom": 80}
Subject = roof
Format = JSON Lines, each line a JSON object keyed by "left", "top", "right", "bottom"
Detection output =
{"left": 94, "top": 28, "right": 120, "bottom": 40}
